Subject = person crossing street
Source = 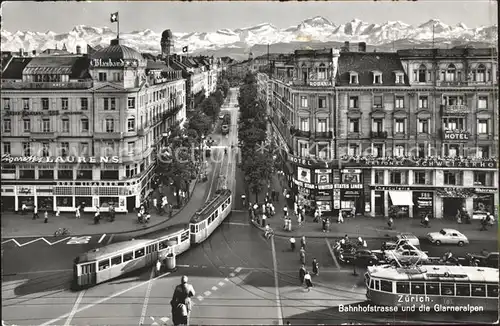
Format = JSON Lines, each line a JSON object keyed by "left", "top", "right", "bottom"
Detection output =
{"left": 171, "top": 276, "right": 196, "bottom": 326}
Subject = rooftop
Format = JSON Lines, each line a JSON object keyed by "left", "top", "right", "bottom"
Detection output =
{"left": 92, "top": 39, "right": 144, "bottom": 62}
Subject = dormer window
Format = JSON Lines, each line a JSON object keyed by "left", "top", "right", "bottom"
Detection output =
{"left": 394, "top": 71, "right": 404, "bottom": 84}
{"left": 475, "top": 64, "right": 486, "bottom": 82}
{"left": 415, "top": 64, "right": 427, "bottom": 82}
{"left": 317, "top": 63, "right": 326, "bottom": 79}
{"left": 372, "top": 71, "right": 382, "bottom": 84}
{"left": 99, "top": 72, "right": 107, "bottom": 82}
{"left": 349, "top": 72, "right": 359, "bottom": 84}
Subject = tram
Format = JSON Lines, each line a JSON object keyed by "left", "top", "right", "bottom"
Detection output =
{"left": 365, "top": 264, "right": 499, "bottom": 312}
{"left": 73, "top": 189, "right": 232, "bottom": 288}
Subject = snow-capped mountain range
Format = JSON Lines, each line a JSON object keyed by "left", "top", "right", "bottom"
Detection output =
{"left": 1, "top": 16, "right": 497, "bottom": 57}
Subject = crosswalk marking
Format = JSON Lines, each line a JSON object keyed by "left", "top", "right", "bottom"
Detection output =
{"left": 218, "top": 282, "right": 224, "bottom": 287}
{"left": 211, "top": 286, "right": 218, "bottom": 291}
{"left": 2, "top": 237, "right": 72, "bottom": 247}
{"left": 197, "top": 296, "right": 204, "bottom": 301}
{"left": 204, "top": 291, "right": 211, "bottom": 296}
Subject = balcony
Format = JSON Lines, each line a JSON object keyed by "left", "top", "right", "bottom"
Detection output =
{"left": 162, "top": 105, "right": 183, "bottom": 121}
{"left": 94, "top": 132, "right": 123, "bottom": 140}
{"left": 440, "top": 104, "right": 468, "bottom": 115}
{"left": 29, "top": 131, "right": 56, "bottom": 140}
{"left": 437, "top": 81, "right": 467, "bottom": 87}
{"left": 314, "top": 131, "right": 332, "bottom": 139}
{"left": 371, "top": 131, "right": 388, "bottom": 139}
{"left": 290, "top": 128, "right": 310, "bottom": 138}
{"left": 1, "top": 80, "right": 93, "bottom": 90}
{"left": 292, "top": 79, "right": 333, "bottom": 87}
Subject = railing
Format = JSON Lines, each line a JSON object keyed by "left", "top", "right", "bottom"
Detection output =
{"left": 93, "top": 132, "right": 123, "bottom": 140}
{"left": 371, "top": 131, "right": 388, "bottom": 139}
{"left": 1, "top": 80, "right": 93, "bottom": 89}
{"left": 30, "top": 131, "right": 56, "bottom": 139}
{"left": 437, "top": 81, "right": 467, "bottom": 87}
{"left": 315, "top": 131, "right": 332, "bottom": 138}
{"left": 293, "top": 130, "right": 311, "bottom": 138}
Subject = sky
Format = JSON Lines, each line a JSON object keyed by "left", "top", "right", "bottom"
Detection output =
{"left": 2, "top": 1, "right": 497, "bottom": 33}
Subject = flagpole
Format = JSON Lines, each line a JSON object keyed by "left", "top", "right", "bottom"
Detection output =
{"left": 117, "top": 15, "right": 120, "bottom": 40}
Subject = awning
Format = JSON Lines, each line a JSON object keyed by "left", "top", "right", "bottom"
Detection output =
{"left": 389, "top": 191, "right": 414, "bottom": 206}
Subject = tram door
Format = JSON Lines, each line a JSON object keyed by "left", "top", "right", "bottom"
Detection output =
{"left": 78, "top": 262, "right": 97, "bottom": 286}
{"left": 146, "top": 243, "right": 158, "bottom": 265}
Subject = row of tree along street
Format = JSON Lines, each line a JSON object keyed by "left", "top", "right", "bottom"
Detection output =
{"left": 237, "top": 72, "right": 275, "bottom": 203}
{"left": 155, "top": 73, "right": 231, "bottom": 206}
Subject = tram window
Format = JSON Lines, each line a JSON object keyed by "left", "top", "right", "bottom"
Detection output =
{"left": 167, "top": 237, "right": 179, "bottom": 245}
{"left": 411, "top": 282, "right": 425, "bottom": 295}
{"left": 159, "top": 240, "right": 169, "bottom": 250}
{"left": 111, "top": 255, "right": 122, "bottom": 266}
{"left": 487, "top": 285, "right": 498, "bottom": 297}
{"left": 369, "top": 279, "right": 374, "bottom": 289}
{"left": 124, "top": 251, "right": 134, "bottom": 262}
{"left": 456, "top": 284, "right": 470, "bottom": 296}
{"left": 441, "top": 283, "right": 455, "bottom": 296}
{"left": 181, "top": 231, "right": 189, "bottom": 242}
{"left": 396, "top": 282, "right": 410, "bottom": 294}
{"left": 471, "top": 284, "right": 486, "bottom": 297}
{"left": 80, "top": 264, "right": 93, "bottom": 275}
{"left": 375, "top": 280, "right": 380, "bottom": 290}
{"left": 190, "top": 225, "right": 196, "bottom": 233}
{"left": 98, "top": 259, "right": 110, "bottom": 271}
{"left": 425, "top": 283, "right": 440, "bottom": 295}
{"left": 135, "top": 248, "right": 145, "bottom": 258}
{"left": 380, "top": 280, "right": 393, "bottom": 292}
{"left": 214, "top": 210, "right": 219, "bottom": 217}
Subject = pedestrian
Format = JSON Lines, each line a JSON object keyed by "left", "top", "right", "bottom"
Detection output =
{"left": 76, "top": 205, "right": 81, "bottom": 219}
{"left": 153, "top": 198, "right": 158, "bottom": 213}
{"left": 22, "top": 203, "right": 27, "bottom": 215}
{"left": 44, "top": 210, "right": 48, "bottom": 223}
{"left": 170, "top": 275, "right": 196, "bottom": 326}
{"left": 387, "top": 217, "right": 394, "bottom": 229}
{"left": 241, "top": 194, "right": 246, "bottom": 207}
{"left": 109, "top": 204, "right": 115, "bottom": 222}
{"left": 300, "top": 247, "right": 306, "bottom": 265}
{"left": 325, "top": 217, "right": 331, "bottom": 232}
{"left": 283, "top": 206, "right": 288, "bottom": 217}
{"left": 322, "top": 217, "right": 327, "bottom": 232}
{"left": 270, "top": 203, "right": 275, "bottom": 216}
{"left": 314, "top": 209, "right": 320, "bottom": 223}
{"left": 286, "top": 217, "right": 292, "bottom": 232}
{"left": 363, "top": 240, "right": 367, "bottom": 248}
{"left": 94, "top": 207, "right": 100, "bottom": 224}
{"left": 290, "top": 237, "right": 296, "bottom": 251}
{"left": 261, "top": 214, "right": 267, "bottom": 228}
{"left": 299, "top": 264, "right": 306, "bottom": 285}
{"left": 156, "top": 259, "right": 162, "bottom": 276}
{"left": 248, "top": 203, "right": 253, "bottom": 218}
{"left": 338, "top": 210, "right": 344, "bottom": 224}
{"left": 480, "top": 215, "right": 489, "bottom": 231}
{"left": 312, "top": 258, "right": 319, "bottom": 276}
{"left": 33, "top": 205, "right": 39, "bottom": 220}
{"left": 423, "top": 214, "right": 430, "bottom": 228}
{"left": 294, "top": 202, "right": 298, "bottom": 216}
{"left": 304, "top": 272, "right": 313, "bottom": 291}
{"left": 301, "top": 236, "right": 306, "bottom": 250}
{"left": 55, "top": 208, "right": 61, "bottom": 217}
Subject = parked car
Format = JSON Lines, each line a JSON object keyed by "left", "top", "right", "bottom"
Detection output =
{"left": 471, "top": 252, "right": 499, "bottom": 268}
{"left": 427, "top": 228, "right": 469, "bottom": 246}
{"left": 354, "top": 249, "right": 380, "bottom": 266}
{"left": 384, "top": 248, "right": 429, "bottom": 264}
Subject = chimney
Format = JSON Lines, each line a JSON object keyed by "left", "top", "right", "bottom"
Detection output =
{"left": 344, "top": 41, "right": 350, "bottom": 52}
{"left": 19, "top": 48, "right": 24, "bottom": 57}
{"left": 110, "top": 39, "right": 120, "bottom": 46}
{"left": 358, "top": 42, "right": 366, "bottom": 52}
{"left": 32, "top": 50, "right": 37, "bottom": 56}
{"left": 76, "top": 45, "right": 82, "bottom": 55}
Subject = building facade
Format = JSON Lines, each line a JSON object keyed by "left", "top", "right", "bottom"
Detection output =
{"left": 260, "top": 45, "right": 498, "bottom": 218}
{"left": 1, "top": 38, "right": 186, "bottom": 213}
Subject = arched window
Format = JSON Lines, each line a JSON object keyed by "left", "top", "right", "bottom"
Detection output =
{"left": 318, "top": 63, "right": 326, "bottom": 79}
{"left": 446, "top": 64, "right": 456, "bottom": 81}
{"left": 418, "top": 64, "right": 427, "bottom": 82}
{"left": 301, "top": 63, "right": 308, "bottom": 82}
{"left": 127, "top": 117, "right": 136, "bottom": 132}
{"left": 476, "top": 64, "right": 486, "bottom": 82}
{"left": 105, "top": 118, "right": 115, "bottom": 133}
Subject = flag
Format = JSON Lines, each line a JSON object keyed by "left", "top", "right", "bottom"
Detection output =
{"left": 182, "top": 46, "right": 188, "bottom": 53}
{"left": 110, "top": 12, "right": 119, "bottom": 23}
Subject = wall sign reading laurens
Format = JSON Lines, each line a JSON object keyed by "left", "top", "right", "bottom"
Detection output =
{"left": 1, "top": 154, "right": 120, "bottom": 164}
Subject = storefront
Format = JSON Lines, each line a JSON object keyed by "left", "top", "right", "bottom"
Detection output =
{"left": 413, "top": 191, "right": 434, "bottom": 219}
{"left": 473, "top": 188, "right": 497, "bottom": 214}
{"left": 1, "top": 186, "right": 15, "bottom": 211}
{"left": 436, "top": 188, "right": 474, "bottom": 219}
{"left": 337, "top": 169, "right": 364, "bottom": 215}
{"left": 370, "top": 186, "right": 415, "bottom": 218}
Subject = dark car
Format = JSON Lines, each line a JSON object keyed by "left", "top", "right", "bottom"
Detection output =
{"left": 355, "top": 249, "right": 380, "bottom": 266}
{"left": 472, "top": 252, "right": 499, "bottom": 268}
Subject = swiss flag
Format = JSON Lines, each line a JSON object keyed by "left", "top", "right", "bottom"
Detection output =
{"left": 110, "top": 12, "right": 119, "bottom": 23}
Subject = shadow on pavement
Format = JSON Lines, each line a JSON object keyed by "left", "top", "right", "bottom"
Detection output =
{"left": 2, "top": 270, "right": 73, "bottom": 301}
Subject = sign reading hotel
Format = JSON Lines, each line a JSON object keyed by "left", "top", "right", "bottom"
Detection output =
{"left": 443, "top": 130, "right": 470, "bottom": 140}
{"left": 90, "top": 58, "right": 139, "bottom": 68}
{"left": 1, "top": 154, "right": 120, "bottom": 164}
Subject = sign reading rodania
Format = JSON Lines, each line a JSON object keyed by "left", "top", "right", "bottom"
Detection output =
{"left": 1, "top": 154, "right": 120, "bottom": 164}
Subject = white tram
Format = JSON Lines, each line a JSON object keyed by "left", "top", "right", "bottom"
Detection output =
{"left": 365, "top": 264, "right": 499, "bottom": 312}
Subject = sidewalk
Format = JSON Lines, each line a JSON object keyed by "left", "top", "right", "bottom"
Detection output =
{"left": 1, "top": 163, "right": 216, "bottom": 238}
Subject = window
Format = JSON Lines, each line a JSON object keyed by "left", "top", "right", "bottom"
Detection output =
{"left": 446, "top": 64, "right": 456, "bottom": 81}
{"left": 476, "top": 64, "right": 486, "bottom": 82}
{"left": 372, "top": 119, "right": 383, "bottom": 132}
{"left": 349, "top": 96, "right": 358, "bottom": 109}
{"left": 443, "top": 117, "right": 465, "bottom": 130}
{"left": 418, "top": 119, "right": 429, "bottom": 133}
{"left": 474, "top": 171, "right": 492, "bottom": 186}
{"left": 396, "top": 282, "right": 410, "bottom": 294}
{"left": 350, "top": 73, "right": 358, "bottom": 84}
{"left": 299, "top": 118, "right": 309, "bottom": 131}
{"left": 23, "top": 98, "right": 30, "bottom": 110}
{"left": 318, "top": 97, "right": 326, "bottom": 109}
{"left": 127, "top": 118, "right": 136, "bottom": 132}
{"left": 372, "top": 144, "right": 383, "bottom": 158}
{"left": 456, "top": 284, "right": 470, "bottom": 296}
{"left": 396, "top": 74, "right": 404, "bottom": 84}
{"left": 60, "top": 142, "right": 69, "bottom": 157}
{"left": 104, "top": 141, "right": 114, "bottom": 156}
{"left": 81, "top": 118, "right": 89, "bottom": 132}
{"left": 126, "top": 164, "right": 137, "bottom": 178}
{"left": 477, "top": 120, "right": 488, "bottom": 134}
{"left": 374, "top": 170, "right": 384, "bottom": 184}
{"left": 317, "top": 64, "right": 326, "bottom": 79}
{"left": 417, "top": 64, "right": 427, "bottom": 82}
{"left": 61, "top": 98, "right": 69, "bottom": 110}
{"left": 349, "top": 119, "right": 359, "bottom": 133}
{"left": 123, "top": 252, "right": 133, "bottom": 262}
{"left": 477, "top": 96, "right": 487, "bottom": 109}
{"left": 373, "top": 96, "right": 383, "bottom": 108}
{"left": 3, "top": 142, "right": 11, "bottom": 155}
{"left": 23, "top": 142, "right": 31, "bottom": 156}
{"left": 134, "top": 248, "right": 145, "bottom": 258}
{"left": 390, "top": 171, "right": 407, "bottom": 184}
{"left": 317, "top": 144, "right": 329, "bottom": 159}
{"left": 317, "top": 119, "right": 327, "bottom": 132}
{"left": 42, "top": 118, "right": 51, "bottom": 132}
{"left": 128, "top": 142, "right": 135, "bottom": 155}
{"left": 380, "top": 280, "right": 393, "bottom": 292}
{"left": 62, "top": 118, "right": 70, "bottom": 133}
{"left": 418, "top": 96, "right": 428, "bottom": 109}
{"left": 426, "top": 283, "right": 440, "bottom": 295}
{"left": 373, "top": 73, "right": 382, "bottom": 84}
{"left": 348, "top": 144, "right": 359, "bottom": 156}
{"left": 98, "top": 259, "right": 110, "bottom": 271}
{"left": 3, "top": 98, "right": 10, "bottom": 110}
{"left": 300, "top": 96, "right": 308, "bottom": 107}
{"left": 105, "top": 118, "right": 115, "bottom": 133}
{"left": 411, "top": 283, "right": 425, "bottom": 295}
{"left": 111, "top": 255, "right": 122, "bottom": 266}
{"left": 81, "top": 98, "right": 88, "bottom": 110}
{"left": 471, "top": 284, "right": 486, "bottom": 297}
{"left": 41, "top": 142, "right": 50, "bottom": 157}
{"left": 418, "top": 143, "right": 426, "bottom": 158}
{"left": 444, "top": 171, "right": 462, "bottom": 185}
{"left": 110, "top": 98, "right": 116, "bottom": 110}
{"left": 80, "top": 142, "right": 89, "bottom": 156}
{"left": 98, "top": 72, "right": 107, "bottom": 82}
{"left": 477, "top": 146, "right": 489, "bottom": 159}
{"left": 299, "top": 142, "right": 308, "bottom": 157}
{"left": 394, "top": 145, "right": 405, "bottom": 157}
{"left": 395, "top": 96, "right": 404, "bottom": 109}
{"left": 23, "top": 119, "right": 31, "bottom": 132}
{"left": 414, "top": 171, "right": 432, "bottom": 185}
{"left": 444, "top": 96, "right": 464, "bottom": 106}
{"left": 42, "top": 98, "right": 49, "bottom": 110}
{"left": 128, "top": 97, "right": 135, "bottom": 109}
{"left": 394, "top": 119, "right": 405, "bottom": 133}
{"left": 441, "top": 283, "right": 455, "bottom": 296}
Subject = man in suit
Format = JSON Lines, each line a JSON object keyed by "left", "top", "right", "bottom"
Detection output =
{"left": 171, "top": 276, "right": 196, "bottom": 325}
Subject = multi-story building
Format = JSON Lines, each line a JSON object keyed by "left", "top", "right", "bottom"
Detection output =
{"left": 261, "top": 44, "right": 498, "bottom": 219}
{"left": 1, "top": 38, "right": 186, "bottom": 213}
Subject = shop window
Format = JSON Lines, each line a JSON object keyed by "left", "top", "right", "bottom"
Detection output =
{"left": 76, "top": 169, "right": 92, "bottom": 180}
{"left": 390, "top": 171, "right": 407, "bottom": 185}
{"left": 456, "top": 284, "right": 470, "bottom": 296}
{"left": 2, "top": 164, "right": 15, "bottom": 174}
{"left": 19, "top": 169, "right": 35, "bottom": 179}
{"left": 56, "top": 196, "right": 72, "bottom": 207}
{"left": 474, "top": 171, "right": 492, "bottom": 186}
{"left": 425, "top": 283, "right": 440, "bottom": 295}
{"left": 471, "top": 284, "right": 486, "bottom": 297}
{"left": 396, "top": 282, "right": 410, "bottom": 294}
{"left": 58, "top": 169, "right": 73, "bottom": 180}
{"left": 100, "top": 197, "right": 118, "bottom": 207}
{"left": 75, "top": 197, "right": 92, "bottom": 207}
{"left": 101, "top": 170, "right": 119, "bottom": 180}
{"left": 411, "top": 283, "right": 425, "bottom": 295}
{"left": 444, "top": 171, "right": 462, "bottom": 186}
{"left": 380, "top": 280, "right": 393, "bottom": 292}
{"left": 441, "top": 283, "right": 455, "bottom": 296}
{"left": 374, "top": 170, "right": 384, "bottom": 184}
{"left": 39, "top": 170, "right": 54, "bottom": 180}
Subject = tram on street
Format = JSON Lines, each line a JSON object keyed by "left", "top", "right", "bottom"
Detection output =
{"left": 73, "top": 189, "right": 232, "bottom": 289}
{"left": 364, "top": 264, "right": 499, "bottom": 312}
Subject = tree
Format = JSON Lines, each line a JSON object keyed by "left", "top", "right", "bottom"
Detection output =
{"left": 186, "top": 111, "right": 212, "bottom": 139}
{"left": 238, "top": 125, "right": 266, "bottom": 151}
{"left": 200, "top": 96, "right": 220, "bottom": 121}
{"left": 213, "top": 89, "right": 224, "bottom": 107}
{"left": 241, "top": 152, "right": 274, "bottom": 202}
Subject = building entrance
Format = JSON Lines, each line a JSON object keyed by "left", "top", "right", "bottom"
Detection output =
{"left": 442, "top": 197, "right": 464, "bottom": 219}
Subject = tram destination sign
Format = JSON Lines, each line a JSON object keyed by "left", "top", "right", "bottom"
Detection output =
{"left": 1, "top": 154, "right": 120, "bottom": 164}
